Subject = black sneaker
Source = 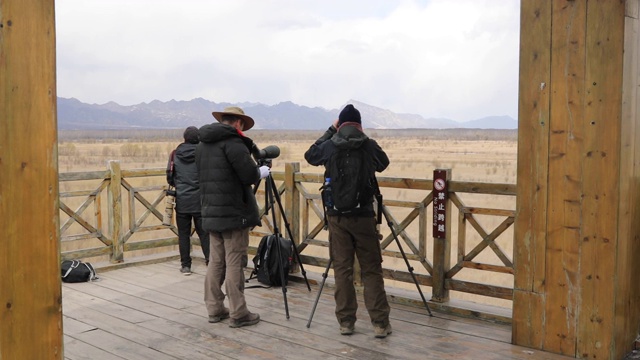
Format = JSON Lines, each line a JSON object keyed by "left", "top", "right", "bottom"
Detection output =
{"left": 180, "top": 266, "right": 191, "bottom": 275}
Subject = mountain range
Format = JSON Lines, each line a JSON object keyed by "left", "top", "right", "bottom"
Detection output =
{"left": 57, "top": 97, "right": 517, "bottom": 130}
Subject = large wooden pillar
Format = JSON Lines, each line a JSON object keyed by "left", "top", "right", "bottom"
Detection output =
{"left": 0, "top": 1, "right": 62, "bottom": 358}
{"left": 513, "top": 1, "right": 640, "bottom": 359}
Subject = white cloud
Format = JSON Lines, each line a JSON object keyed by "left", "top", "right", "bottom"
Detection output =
{"left": 55, "top": 0, "right": 520, "bottom": 122}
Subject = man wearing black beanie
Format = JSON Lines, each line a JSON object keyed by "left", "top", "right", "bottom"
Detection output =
{"left": 166, "top": 126, "right": 210, "bottom": 275}
{"left": 304, "top": 104, "right": 392, "bottom": 339}
{"left": 337, "top": 104, "right": 361, "bottom": 126}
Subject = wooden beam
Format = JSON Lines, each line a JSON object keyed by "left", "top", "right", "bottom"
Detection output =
{"left": 577, "top": 1, "right": 625, "bottom": 358}
{"left": 0, "top": 1, "right": 62, "bottom": 358}
{"left": 513, "top": 0, "right": 551, "bottom": 348}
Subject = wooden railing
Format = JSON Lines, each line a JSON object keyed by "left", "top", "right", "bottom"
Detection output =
{"left": 59, "top": 160, "right": 516, "bottom": 312}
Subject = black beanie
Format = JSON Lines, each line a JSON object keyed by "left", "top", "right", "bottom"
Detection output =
{"left": 338, "top": 104, "right": 361, "bottom": 126}
{"left": 183, "top": 126, "right": 199, "bottom": 144}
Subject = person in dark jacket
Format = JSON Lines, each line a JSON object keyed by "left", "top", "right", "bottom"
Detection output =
{"left": 196, "top": 106, "right": 270, "bottom": 328}
{"left": 167, "top": 126, "right": 210, "bottom": 275}
{"left": 304, "top": 104, "right": 392, "bottom": 338}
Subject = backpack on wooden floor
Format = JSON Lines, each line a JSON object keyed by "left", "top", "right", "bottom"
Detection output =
{"left": 61, "top": 260, "right": 98, "bottom": 283}
{"left": 250, "top": 234, "right": 293, "bottom": 287}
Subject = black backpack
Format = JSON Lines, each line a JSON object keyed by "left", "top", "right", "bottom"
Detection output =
{"left": 325, "top": 143, "right": 375, "bottom": 213}
{"left": 61, "top": 260, "right": 98, "bottom": 283}
{"left": 251, "top": 234, "right": 293, "bottom": 287}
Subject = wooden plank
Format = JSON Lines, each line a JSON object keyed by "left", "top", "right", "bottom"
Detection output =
{"left": 59, "top": 170, "right": 109, "bottom": 181}
{"left": 512, "top": 290, "right": 544, "bottom": 349}
{"left": 578, "top": 1, "right": 625, "bottom": 359}
{"left": 62, "top": 261, "right": 576, "bottom": 360}
{"left": 69, "top": 327, "right": 186, "bottom": 360}
{"left": 0, "top": 1, "right": 62, "bottom": 359}
{"left": 460, "top": 207, "right": 515, "bottom": 217}
{"left": 120, "top": 168, "right": 165, "bottom": 177}
{"left": 543, "top": 0, "right": 587, "bottom": 354}
{"left": 64, "top": 335, "right": 126, "bottom": 360}
{"left": 108, "top": 161, "right": 123, "bottom": 262}
{"left": 63, "top": 316, "right": 97, "bottom": 335}
{"left": 63, "top": 288, "right": 157, "bottom": 324}
{"left": 513, "top": 0, "right": 551, "bottom": 348}
{"left": 449, "top": 182, "right": 516, "bottom": 195}
{"left": 285, "top": 162, "right": 301, "bottom": 248}
{"left": 615, "top": 2, "right": 640, "bottom": 357}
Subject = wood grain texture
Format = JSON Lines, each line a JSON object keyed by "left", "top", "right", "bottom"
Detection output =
{"left": 614, "top": 2, "right": 640, "bottom": 359}
{"left": 61, "top": 260, "right": 575, "bottom": 360}
{"left": 543, "top": 0, "right": 587, "bottom": 355}
{"left": 0, "top": 1, "right": 62, "bottom": 358}
{"left": 578, "top": 1, "right": 626, "bottom": 359}
{"left": 513, "top": 1, "right": 552, "bottom": 329}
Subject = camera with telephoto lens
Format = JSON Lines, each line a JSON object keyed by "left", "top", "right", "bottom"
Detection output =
{"left": 162, "top": 188, "right": 176, "bottom": 225}
{"left": 251, "top": 144, "right": 280, "bottom": 167}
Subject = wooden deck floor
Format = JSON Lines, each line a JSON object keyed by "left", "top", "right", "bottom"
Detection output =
{"left": 62, "top": 260, "right": 573, "bottom": 360}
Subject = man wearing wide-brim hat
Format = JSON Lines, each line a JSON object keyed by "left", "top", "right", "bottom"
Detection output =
{"left": 211, "top": 106, "right": 255, "bottom": 131}
{"left": 196, "top": 106, "right": 269, "bottom": 328}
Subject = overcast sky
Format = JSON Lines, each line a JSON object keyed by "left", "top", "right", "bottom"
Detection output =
{"left": 55, "top": 0, "right": 520, "bottom": 122}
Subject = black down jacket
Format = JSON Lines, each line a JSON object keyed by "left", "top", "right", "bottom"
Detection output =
{"left": 171, "top": 142, "right": 201, "bottom": 214}
{"left": 195, "top": 123, "right": 261, "bottom": 232}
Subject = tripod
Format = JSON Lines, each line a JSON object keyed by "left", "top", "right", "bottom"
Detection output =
{"left": 306, "top": 191, "right": 433, "bottom": 328}
{"left": 253, "top": 162, "right": 311, "bottom": 319}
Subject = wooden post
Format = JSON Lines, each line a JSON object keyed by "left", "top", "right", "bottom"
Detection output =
{"left": 0, "top": 1, "right": 62, "bottom": 358}
{"left": 513, "top": 1, "right": 640, "bottom": 358}
{"left": 431, "top": 169, "right": 451, "bottom": 302}
{"left": 285, "top": 162, "right": 300, "bottom": 271}
{"left": 108, "top": 160, "right": 124, "bottom": 262}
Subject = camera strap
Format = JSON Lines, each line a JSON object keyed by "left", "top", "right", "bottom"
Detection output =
{"left": 373, "top": 177, "right": 383, "bottom": 225}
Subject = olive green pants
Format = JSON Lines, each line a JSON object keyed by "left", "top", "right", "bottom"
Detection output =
{"left": 328, "top": 215, "right": 390, "bottom": 328}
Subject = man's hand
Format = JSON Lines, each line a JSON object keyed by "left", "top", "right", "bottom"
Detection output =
{"left": 332, "top": 118, "right": 339, "bottom": 129}
{"left": 259, "top": 165, "right": 271, "bottom": 179}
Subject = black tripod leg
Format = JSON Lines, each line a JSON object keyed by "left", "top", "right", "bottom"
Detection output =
{"left": 273, "top": 233, "right": 290, "bottom": 319}
{"left": 382, "top": 208, "right": 433, "bottom": 316}
{"left": 306, "top": 258, "right": 332, "bottom": 328}
{"left": 267, "top": 176, "right": 312, "bottom": 291}
{"left": 265, "top": 175, "right": 290, "bottom": 319}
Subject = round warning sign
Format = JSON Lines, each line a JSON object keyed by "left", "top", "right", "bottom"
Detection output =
{"left": 434, "top": 178, "right": 446, "bottom": 191}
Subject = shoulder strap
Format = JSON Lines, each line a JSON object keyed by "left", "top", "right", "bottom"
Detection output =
{"left": 167, "top": 149, "right": 177, "bottom": 186}
{"left": 169, "top": 150, "right": 176, "bottom": 172}
{"left": 62, "top": 260, "right": 80, "bottom": 279}
{"left": 373, "top": 176, "right": 383, "bottom": 225}
{"left": 83, "top": 262, "right": 98, "bottom": 281}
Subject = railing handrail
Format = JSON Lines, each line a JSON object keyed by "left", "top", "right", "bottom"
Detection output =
{"left": 59, "top": 161, "right": 517, "bottom": 318}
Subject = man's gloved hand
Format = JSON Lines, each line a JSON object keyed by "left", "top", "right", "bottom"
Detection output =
{"left": 259, "top": 165, "right": 271, "bottom": 179}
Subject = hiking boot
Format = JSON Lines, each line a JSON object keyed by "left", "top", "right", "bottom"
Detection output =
{"left": 373, "top": 323, "right": 392, "bottom": 338}
{"left": 180, "top": 266, "right": 192, "bottom": 275}
{"left": 339, "top": 322, "right": 355, "bottom": 335}
{"left": 229, "top": 312, "right": 260, "bottom": 328}
{"left": 208, "top": 309, "right": 230, "bottom": 323}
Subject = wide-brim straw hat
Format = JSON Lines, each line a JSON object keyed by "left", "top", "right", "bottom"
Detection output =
{"left": 211, "top": 106, "right": 255, "bottom": 131}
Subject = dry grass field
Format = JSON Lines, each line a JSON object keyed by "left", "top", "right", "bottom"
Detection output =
{"left": 59, "top": 128, "right": 517, "bottom": 180}
{"left": 58, "top": 128, "right": 518, "bottom": 310}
